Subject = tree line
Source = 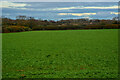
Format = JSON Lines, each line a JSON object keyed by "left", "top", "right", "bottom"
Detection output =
{"left": 1, "top": 16, "right": 119, "bottom": 33}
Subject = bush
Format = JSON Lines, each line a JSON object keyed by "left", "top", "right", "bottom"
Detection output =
{"left": 32, "top": 26, "right": 45, "bottom": 30}
{"left": 2, "top": 26, "right": 31, "bottom": 33}
{"left": 24, "top": 27, "right": 32, "bottom": 31}
{"left": 104, "top": 24, "right": 118, "bottom": 29}
{"left": 84, "top": 24, "right": 119, "bottom": 29}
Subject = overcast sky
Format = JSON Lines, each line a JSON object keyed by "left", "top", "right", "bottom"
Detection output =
{"left": 1, "top": 0, "right": 120, "bottom": 2}
{"left": 0, "top": 1, "right": 118, "bottom": 20}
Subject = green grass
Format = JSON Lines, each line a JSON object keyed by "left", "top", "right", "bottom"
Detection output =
{"left": 2, "top": 29, "right": 118, "bottom": 78}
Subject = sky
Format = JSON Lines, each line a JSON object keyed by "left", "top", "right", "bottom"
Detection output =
{"left": 1, "top": 0, "right": 120, "bottom": 2}
{"left": 0, "top": 1, "right": 119, "bottom": 21}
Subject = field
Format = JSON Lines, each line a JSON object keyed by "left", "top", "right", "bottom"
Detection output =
{"left": 2, "top": 29, "right": 118, "bottom": 78}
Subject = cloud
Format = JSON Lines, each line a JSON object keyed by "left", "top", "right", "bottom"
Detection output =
{"left": 110, "top": 12, "right": 120, "bottom": 15}
{"left": 88, "top": 11, "right": 117, "bottom": 19}
{"left": 1, "top": 0, "right": 120, "bottom": 2}
{"left": 84, "top": 6, "right": 118, "bottom": 9}
{"left": 0, "top": 1, "right": 30, "bottom": 8}
{"left": 52, "top": 5, "right": 118, "bottom": 11}
{"left": 0, "top": 1, "right": 118, "bottom": 12}
{"left": 83, "top": 16, "right": 91, "bottom": 19}
{"left": 0, "top": 1, "right": 48, "bottom": 11}
{"left": 52, "top": 7, "right": 78, "bottom": 10}
{"left": 58, "top": 13, "right": 96, "bottom": 16}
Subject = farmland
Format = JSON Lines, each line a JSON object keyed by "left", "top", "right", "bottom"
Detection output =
{"left": 2, "top": 29, "right": 118, "bottom": 78}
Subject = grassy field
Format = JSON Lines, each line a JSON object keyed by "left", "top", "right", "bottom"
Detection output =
{"left": 2, "top": 29, "right": 118, "bottom": 78}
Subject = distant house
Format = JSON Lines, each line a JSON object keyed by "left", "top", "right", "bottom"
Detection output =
{"left": 90, "top": 22, "right": 93, "bottom": 24}
{"left": 112, "top": 17, "right": 119, "bottom": 21}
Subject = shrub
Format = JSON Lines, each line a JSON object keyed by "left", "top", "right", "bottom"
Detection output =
{"left": 84, "top": 24, "right": 119, "bottom": 29}
{"left": 2, "top": 26, "right": 31, "bottom": 33}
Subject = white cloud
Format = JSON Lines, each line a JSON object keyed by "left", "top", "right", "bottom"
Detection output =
{"left": 52, "top": 5, "right": 118, "bottom": 11}
{"left": 0, "top": 1, "right": 118, "bottom": 12}
{"left": 1, "top": 0, "right": 120, "bottom": 2}
{"left": 0, "top": 1, "right": 30, "bottom": 8}
{"left": 52, "top": 7, "right": 78, "bottom": 10}
{"left": 84, "top": 6, "right": 118, "bottom": 9}
{"left": 83, "top": 16, "right": 91, "bottom": 19}
{"left": 58, "top": 13, "right": 96, "bottom": 16}
{"left": 110, "top": 12, "right": 120, "bottom": 15}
